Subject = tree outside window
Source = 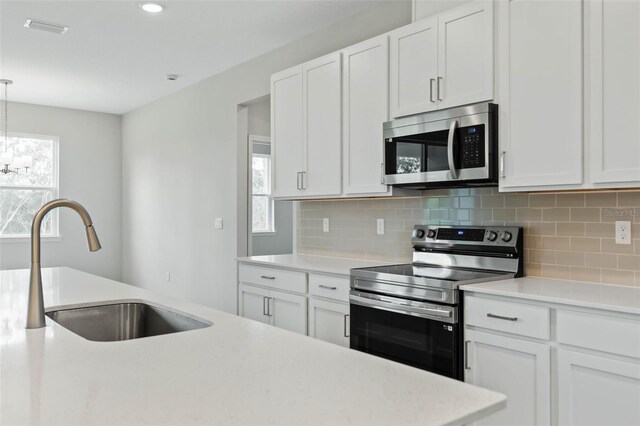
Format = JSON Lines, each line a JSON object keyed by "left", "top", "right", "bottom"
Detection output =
{"left": 0, "top": 134, "right": 59, "bottom": 238}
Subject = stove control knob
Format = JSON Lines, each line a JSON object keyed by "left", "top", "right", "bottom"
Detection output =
{"left": 415, "top": 229, "right": 426, "bottom": 239}
{"left": 502, "top": 231, "right": 513, "bottom": 242}
{"left": 427, "top": 229, "right": 437, "bottom": 239}
{"left": 487, "top": 231, "right": 498, "bottom": 242}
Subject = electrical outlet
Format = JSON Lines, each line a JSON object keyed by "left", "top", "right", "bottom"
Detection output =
{"left": 377, "top": 218, "right": 385, "bottom": 235}
{"left": 323, "top": 218, "right": 329, "bottom": 233}
{"left": 615, "top": 221, "right": 631, "bottom": 245}
{"left": 214, "top": 218, "right": 223, "bottom": 229}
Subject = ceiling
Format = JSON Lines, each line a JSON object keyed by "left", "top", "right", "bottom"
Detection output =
{"left": 0, "top": 0, "right": 392, "bottom": 114}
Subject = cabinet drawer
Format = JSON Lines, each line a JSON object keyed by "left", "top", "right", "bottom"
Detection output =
{"left": 557, "top": 310, "right": 640, "bottom": 359}
{"left": 465, "top": 296, "right": 550, "bottom": 340}
{"left": 238, "top": 264, "right": 306, "bottom": 294}
{"left": 309, "top": 274, "right": 350, "bottom": 302}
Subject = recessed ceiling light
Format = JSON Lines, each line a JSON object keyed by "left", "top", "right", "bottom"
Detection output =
{"left": 24, "top": 19, "right": 69, "bottom": 34}
{"left": 140, "top": 3, "right": 163, "bottom": 13}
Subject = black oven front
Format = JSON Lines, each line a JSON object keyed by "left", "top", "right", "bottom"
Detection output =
{"left": 349, "top": 290, "right": 463, "bottom": 380}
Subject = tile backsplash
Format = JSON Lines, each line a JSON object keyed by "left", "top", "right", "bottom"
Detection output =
{"left": 296, "top": 189, "right": 640, "bottom": 287}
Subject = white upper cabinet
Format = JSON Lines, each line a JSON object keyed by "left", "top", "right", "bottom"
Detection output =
{"left": 587, "top": 0, "right": 640, "bottom": 185}
{"left": 390, "top": 17, "right": 439, "bottom": 118}
{"left": 437, "top": 1, "right": 494, "bottom": 109}
{"left": 343, "top": 35, "right": 390, "bottom": 195}
{"left": 497, "top": 0, "right": 583, "bottom": 190}
{"left": 271, "top": 66, "right": 303, "bottom": 198}
{"left": 390, "top": 0, "right": 494, "bottom": 119}
{"left": 302, "top": 53, "right": 342, "bottom": 197}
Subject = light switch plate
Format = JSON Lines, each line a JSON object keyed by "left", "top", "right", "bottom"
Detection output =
{"left": 377, "top": 218, "right": 385, "bottom": 235}
{"left": 615, "top": 221, "right": 631, "bottom": 245}
{"left": 214, "top": 218, "right": 223, "bottom": 230}
{"left": 323, "top": 218, "right": 329, "bottom": 233}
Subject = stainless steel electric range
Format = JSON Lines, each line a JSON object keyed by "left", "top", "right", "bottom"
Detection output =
{"left": 349, "top": 225, "right": 523, "bottom": 380}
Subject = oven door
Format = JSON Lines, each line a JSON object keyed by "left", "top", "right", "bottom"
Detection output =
{"left": 383, "top": 111, "right": 494, "bottom": 187}
{"left": 349, "top": 291, "right": 462, "bottom": 379}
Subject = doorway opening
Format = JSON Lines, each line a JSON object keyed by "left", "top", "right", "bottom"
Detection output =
{"left": 237, "top": 95, "right": 294, "bottom": 257}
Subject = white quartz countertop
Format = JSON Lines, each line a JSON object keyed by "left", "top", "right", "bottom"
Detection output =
{"left": 461, "top": 277, "right": 640, "bottom": 315}
{"left": 237, "top": 253, "right": 396, "bottom": 276}
{"left": 1, "top": 267, "right": 505, "bottom": 425}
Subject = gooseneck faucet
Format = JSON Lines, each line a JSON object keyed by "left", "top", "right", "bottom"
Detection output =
{"left": 26, "top": 199, "right": 101, "bottom": 329}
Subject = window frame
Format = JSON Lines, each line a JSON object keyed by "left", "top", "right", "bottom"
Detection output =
{"left": 249, "top": 135, "right": 275, "bottom": 235}
{"left": 0, "top": 132, "right": 60, "bottom": 240}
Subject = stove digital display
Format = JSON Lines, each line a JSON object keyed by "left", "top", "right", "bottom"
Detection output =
{"left": 437, "top": 228, "right": 485, "bottom": 242}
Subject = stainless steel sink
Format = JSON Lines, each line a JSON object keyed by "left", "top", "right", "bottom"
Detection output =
{"left": 46, "top": 302, "right": 212, "bottom": 342}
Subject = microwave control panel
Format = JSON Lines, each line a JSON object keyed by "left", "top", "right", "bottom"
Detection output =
{"left": 460, "top": 125, "right": 485, "bottom": 169}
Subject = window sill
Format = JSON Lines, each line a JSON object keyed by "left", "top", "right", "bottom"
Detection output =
{"left": 0, "top": 236, "right": 62, "bottom": 243}
{"left": 252, "top": 232, "right": 276, "bottom": 236}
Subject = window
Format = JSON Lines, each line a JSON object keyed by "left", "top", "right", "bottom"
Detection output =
{"left": 0, "top": 134, "right": 59, "bottom": 238}
{"left": 251, "top": 136, "right": 274, "bottom": 233}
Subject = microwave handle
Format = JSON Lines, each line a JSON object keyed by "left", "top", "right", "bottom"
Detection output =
{"left": 447, "top": 120, "right": 459, "bottom": 179}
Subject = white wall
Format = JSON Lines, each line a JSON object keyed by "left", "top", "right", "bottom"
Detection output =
{"left": 0, "top": 101, "right": 122, "bottom": 280}
{"left": 122, "top": 2, "right": 412, "bottom": 313}
{"left": 247, "top": 100, "right": 294, "bottom": 256}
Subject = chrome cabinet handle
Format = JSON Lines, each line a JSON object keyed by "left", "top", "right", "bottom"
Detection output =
{"left": 464, "top": 340, "right": 471, "bottom": 370}
{"left": 447, "top": 120, "right": 459, "bottom": 180}
{"left": 296, "top": 172, "right": 302, "bottom": 190}
{"left": 319, "top": 285, "right": 337, "bottom": 290}
{"left": 380, "top": 163, "right": 385, "bottom": 184}
{"left": 429, "top": 78, "right": 436, "bottom": 103}
{"left": 263, "top": 296, "right": 269, "bottom": 316}
{"left": 500, "top": 151, "right": 506, "bottom": 179}
{"left": 487, "top": 313, "right": 518, "bottom": 321}
{"left": 344, "top": 314, "right": 350, "bottom": 338}
{"left": 301, "top": 171, "right": 306, "bottom": 190}
{"left": 261, "top": 275, "right": 276, "bottom": 280}
{"left": 267, "top": 297, "right": 273, "bottom": 317}
{"left": 437, "top": 76, "right": 443, "bottom": 101}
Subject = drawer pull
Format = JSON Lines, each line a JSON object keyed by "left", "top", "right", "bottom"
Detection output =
{"left": 487, "top": 313, "right": 518, "bottom": 322}
{"left": 260, "top": 275, "right": 276, "bottom": 280}
{"left": 319, "top": 285, "right": 337, "bottom": 290}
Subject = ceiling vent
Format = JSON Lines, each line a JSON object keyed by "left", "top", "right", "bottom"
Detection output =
{"left": 24, "top": 19, "right": 69, "bottom": 35}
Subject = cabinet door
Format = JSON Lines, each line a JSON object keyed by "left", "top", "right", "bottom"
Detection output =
{"left": 269, "top": 289, "right": 307, "bottom": 335}
{"left": 437, "top": 0, "right": 494, "bottom": 109}
{"left": 342, "top": 35, "right": 389, "bottom": 195}
{"left": 587, "top": 0, "right": 640, "bottom": 185}
{"left": 498, "top": 0, "right": 583, "bottom": 190}
{"left": 390, "top": 17, "right": 438, "bottom": 118}
{"left": 302, "top": 53, "right": 342, "bottom": 197}
{"left": 308, "top": 298, "right": 349, "bottom": 347}
{"left": 558, "top": 349, "right": 640, "bottom": 426}
{"left": 271, "top": 66, "right": 303, "bottom": 198}
{"left": 465, "top": 330, "right": 551, "bottom": 426}
{"left": 238, "top": 283, "right": 270, "bottom": 325}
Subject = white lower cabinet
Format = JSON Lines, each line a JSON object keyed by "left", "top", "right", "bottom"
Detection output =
{"left": 465, "top": 329, "right": 551, "bottom": 426}
{"left": 557, "top": 349, "right": 640, "bottom": 426}
{"left": 238, "top": 264, "right": 351, "bottom": 344}
{"left": 308, "top": 298, "right": 349, "bottom": 347}
{"left": 238, "top": 283, "right": 271, "bottom": 325}
{"left": 269, "top": 290, "right": 307, "bottom": 335}
{"left": 238, "top": 283, "right": 307, "bottom": 335}
{"left": 465, "top": 293, "right": 640, "bottom": 426}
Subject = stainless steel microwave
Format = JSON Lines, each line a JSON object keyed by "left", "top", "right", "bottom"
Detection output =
{"left": 383, "top": 102, "right": 498, "bottom": 189}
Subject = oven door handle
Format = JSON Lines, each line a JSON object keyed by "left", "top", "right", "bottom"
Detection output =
{"left": 447, "top": 120, "right": 459, "bottom": 180}
{"left": 350, "top": 293, "right": 454, "bottom": 323}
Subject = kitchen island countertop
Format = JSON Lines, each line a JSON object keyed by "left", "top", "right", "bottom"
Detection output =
{"left": 1, "top": 267, "right": 505, "bottom": 425}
